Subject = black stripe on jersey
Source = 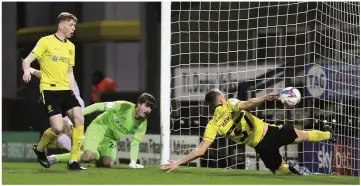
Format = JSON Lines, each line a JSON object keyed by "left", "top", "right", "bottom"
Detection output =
{"left": 234, "top": 112, "right": 244, "bottom": 124}
{"left": 244, "top": 115, "right": 254, "bottom": 131}
{"left": 226, "top": 124, "right": 236, "bottom": 136}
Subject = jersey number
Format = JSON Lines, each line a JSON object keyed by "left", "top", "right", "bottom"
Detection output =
{"left": 232, "top": 115, "right": 253, "bottom": 142}
{"left": 109, "top": 142, "right": 115, "bottom": 148}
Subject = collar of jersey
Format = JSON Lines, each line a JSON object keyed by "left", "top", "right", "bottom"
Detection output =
{"left": 211, "top": 104, "right": 223, "bottom": 114}
{"left": 53, "top": 33, "right": 67, "bottom": 43}
{"left": 214, "top": 104, "right": 223, "bottom": 110}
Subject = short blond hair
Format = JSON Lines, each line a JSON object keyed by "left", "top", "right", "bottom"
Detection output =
{"left": 57, "top": 12, "right": 78, "bottom": 23}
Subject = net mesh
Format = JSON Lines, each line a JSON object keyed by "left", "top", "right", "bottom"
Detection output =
{"left": 170, "top": 2, "right": 359, "bottom": 175}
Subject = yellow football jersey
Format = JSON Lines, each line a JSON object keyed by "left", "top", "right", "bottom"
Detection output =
{"left": 31, "top": 34, "right": 75, "bottom": 92}
{"left": 203, "top": 98, "right": 265, "bottom": 147}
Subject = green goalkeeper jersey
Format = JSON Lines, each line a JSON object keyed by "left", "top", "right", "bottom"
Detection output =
{"left": 83, "top": 101, "right": 147, "bottom": 142}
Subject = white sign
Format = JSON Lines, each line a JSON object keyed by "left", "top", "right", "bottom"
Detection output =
{"left": 317, "top": 144, "right": 332, "bottom": 173}
{"left": 306, "top": 65, "right": 327, "bottom": 97}
{"left": 2, "top": 144, "right": 6, "bottom": 157}
{"left": 173, "top": 64, "right": 285, "bottom": 101}
{"left": 117, "top": 134, "right": 200, "bottom": 166}
{"left": 7, "top": 143, "right": 25, "bottom": 159}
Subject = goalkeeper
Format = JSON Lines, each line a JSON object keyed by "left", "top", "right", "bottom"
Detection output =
{"left": 161, "top": 88, "right": 336, "bottom": 175}
{"left": 47, "top": 93, "right": 156, "bottom": 168}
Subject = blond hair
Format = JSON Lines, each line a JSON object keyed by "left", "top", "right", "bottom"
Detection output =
{"left": 57, "top": 12, "right": 78, "bottom": 23}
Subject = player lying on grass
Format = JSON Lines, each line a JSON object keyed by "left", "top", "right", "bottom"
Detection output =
{"left": 46, "top": 93, "right": 156, "bottom": 168}
{"left": 161, "top": 88, "right": 336, "bottom": 175}
{"left": 29, "top": 67, "right": 85, "bottom": 152}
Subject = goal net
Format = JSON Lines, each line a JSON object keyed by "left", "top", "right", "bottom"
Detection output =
{"left": 166, "top": 2, "right": 359, "bottom": 175}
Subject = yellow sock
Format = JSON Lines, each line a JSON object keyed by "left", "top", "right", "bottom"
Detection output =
{"left": 38, "top": 128, "right": 58, "bottom": 152}
{"left": 70, "top": 125, "right": 84, "bottom": 161}
{"left": 307, "top": 130, "right": 330, "bottom": 142}
{"left": 275, "top": 162, "right": 292, "bottom": 175}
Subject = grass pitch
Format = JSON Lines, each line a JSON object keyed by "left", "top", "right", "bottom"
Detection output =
{"left": 2, "top": 162, "right": 360, "bottom": 185}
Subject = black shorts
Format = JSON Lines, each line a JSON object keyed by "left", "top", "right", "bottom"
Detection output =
{"left": 254, "top": 124, "right": 298, "bottom": 173}
{"left": 41, "top": 90, "right": 80, "bottom": 117}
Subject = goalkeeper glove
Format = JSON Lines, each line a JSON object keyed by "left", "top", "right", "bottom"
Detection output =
{"left": 129, "top": 160, "right": 144, "bottom": 168}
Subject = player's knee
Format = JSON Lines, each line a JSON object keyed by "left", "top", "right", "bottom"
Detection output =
{"left": 73, "top": 115, "right": 84, "bottom": 126}
{"left": 101, "top": 157, "right": 115, "bottom": 168}
{"left": 50, "top": 125, "right": 63, "bottom": 135}
{"left": 82, "top": 151, "right": 95, "bottom": 162}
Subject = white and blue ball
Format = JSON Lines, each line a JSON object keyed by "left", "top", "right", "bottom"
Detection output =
{"left": 280, "top": 87, "right": 301, "bottom": 108}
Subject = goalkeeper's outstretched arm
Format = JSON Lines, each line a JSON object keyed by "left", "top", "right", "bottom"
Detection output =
{"left": 160, "top": 140, "right": 212, "bottom": 172}
{"left": 82, "top": 102, "right": 119, "bottom": 115}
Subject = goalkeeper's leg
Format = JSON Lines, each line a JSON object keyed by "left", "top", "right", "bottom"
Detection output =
{"left": 95, "top": 138, "right": 117, "bottom": 168}
{"left": 48, "top": 150, "right": 100, "bottom": 165}
{"left": 48, "top": 121, "right": 105, "bottom": 167}
{"left": 48, "top": 138, "right": 109, "bottom": 166}
{"left": 48, "top": 133, "right": 101, "bottom": 166}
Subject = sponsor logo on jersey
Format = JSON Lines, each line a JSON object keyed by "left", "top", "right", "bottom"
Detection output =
{"left": 47, "top": 105, "right": 53, "bottom": 113}
{"left": 59, "top": 56, "right": 70, "bottom": 63}
{"left": 52, "top": 55, "right": 58, "bottom": 61}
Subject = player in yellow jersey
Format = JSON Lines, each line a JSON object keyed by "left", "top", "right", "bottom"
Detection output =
{"left": 29, "top": 67, "right": 85, "bottom": 153}
{"left": 22, "top": 12, "right": 85, "bottom": 170}
{"left": 161, "top": 88, "right": 336, "bottom": 175}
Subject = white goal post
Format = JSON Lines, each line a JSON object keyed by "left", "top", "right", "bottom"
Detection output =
{"left": 160, "top": 1, "right": 172, "bottom": 165}
{"left": 161, "top": 2, "right": 359, "bottom": 175}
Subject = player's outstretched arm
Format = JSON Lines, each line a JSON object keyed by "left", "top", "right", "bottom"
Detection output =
{"left": 239, "top": 92, "right": 279, "bottom": 110}
{"left": 22, "top": 54, "right": 37, "bottom": 83}
{"left": 160, "top": 140, "right": 212, "bottom": 172}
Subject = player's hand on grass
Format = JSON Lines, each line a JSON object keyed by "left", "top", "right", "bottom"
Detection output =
{"left": 264, "top": 92, "right": 280, "bottom": 101}
{"left": 160, "top": 160, "right": 179, "bottom": 173}
{"left": 23, "top": 71, "right": 32, "bottom": 83}
{"left": 128, "top": 161, "right": 144, "bottom": 168}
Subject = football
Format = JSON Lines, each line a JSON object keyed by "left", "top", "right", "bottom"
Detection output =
{"left": 280, "top": 87, "right": 301, "bottom": 108}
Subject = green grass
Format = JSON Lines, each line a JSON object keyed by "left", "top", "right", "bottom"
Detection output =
{"left": 2, "top": 162, "right": 360, "bottom": 185}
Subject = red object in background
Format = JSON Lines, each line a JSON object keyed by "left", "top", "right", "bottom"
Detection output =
{"left": 334, "top": 144, "right": 353, "bottom": 176}
{"left": 92, "top": 78, "right": 119, "bottom": 103}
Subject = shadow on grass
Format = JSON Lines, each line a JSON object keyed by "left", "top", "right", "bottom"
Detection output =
{"left": 209, "top": 172, "right": 272, "bottom": 177}
{"left": 6, "top": 169, "right": 69, "bottom": 174}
